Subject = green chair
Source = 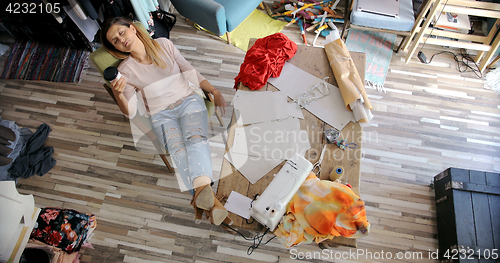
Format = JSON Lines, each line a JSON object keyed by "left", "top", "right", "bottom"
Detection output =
{"left": 89, "top": 22, "right": 224, "bottom": 173}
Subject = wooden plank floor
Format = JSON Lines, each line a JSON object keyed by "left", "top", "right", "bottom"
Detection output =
{"left": 1, "top": 8, "right": 499, "bottom": 263}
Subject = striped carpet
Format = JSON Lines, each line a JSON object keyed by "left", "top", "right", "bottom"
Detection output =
{"left": 1, "top": 40, "right": 89, "bottom": 83}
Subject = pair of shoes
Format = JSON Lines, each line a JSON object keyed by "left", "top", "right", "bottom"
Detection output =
{"left": 191, "top": 184, "right": 230, "bottom": 226}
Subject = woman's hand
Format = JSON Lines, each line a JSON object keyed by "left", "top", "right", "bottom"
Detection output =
{"left": 211, "top": 89, "right": 226, "bottom": 117}
{"left": 110, "top": 76, "right": 127, "bottom": 94}
{"left": 199, "top": 80, "right": 226, "bottom": 116}
{"left": 109, "top": 76, "right": 131, "bottom": 116}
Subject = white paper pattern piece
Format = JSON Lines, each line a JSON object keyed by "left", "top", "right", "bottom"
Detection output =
{"left": 224, "top": 150, "right": 283, "bottom": 184}
{"left": 233, "top": 90, "right": 290, "bottom": 125}
{"left": 287, "top": 101, "right": 304, "bottom": 119}
{"left": 268, "top": 62, "right": 356, "bottom": 130}
{"left": 230, "top": 127, "right": 310, "bottom": 159}
{"left": 224, "top": 191, "right": 253, "bottom": 219}
{"left": 224, "top": 117, "right": 311, "bottom": 184}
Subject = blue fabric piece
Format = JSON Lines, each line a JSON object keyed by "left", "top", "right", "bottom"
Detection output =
{"left": 213, "top": 0, "right": 261, "bottom": 32}
{"left": 351, "top": 0, "right": 415, "bottom": 32}
{"left": 9, "top": 123, "right": 56, "bottom": 179}
{"left": 0, "top": 118, "right": 33, "bottom": 181}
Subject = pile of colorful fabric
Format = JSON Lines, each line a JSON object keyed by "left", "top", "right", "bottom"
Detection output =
{"left": 27, "top": 207, "right": 97, "bottom": 262}
{"left": 234, "top": 33, "right": 297, "bottom": 90}
{"left": 274, "top": 172, "right": 370, "bottom": 247}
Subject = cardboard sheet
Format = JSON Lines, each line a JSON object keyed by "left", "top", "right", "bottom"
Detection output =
{"left": 224, "top": 117, "right": 311, "bottom": 184}
{"left": 233, "top": 90, "right": 290, "bottom": 125}
{"left": 231, "top": 127, "right": 309, "bottom": 158}
{"left": 224, "top": 151, "right": 283, "bottom": 184}
{"left": 268, "top": 63, "right": 356, "bottom": 130}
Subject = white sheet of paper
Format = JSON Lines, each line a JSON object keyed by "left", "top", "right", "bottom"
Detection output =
{"left": 230, "top": 127, "right": 310, "bottom": 160}
{"left": 287, "top": 101, "right": 304, "bottom": 119}
{"left": 245, "top": 117, "right": 301, "bottom": 132}
{"left": 232, "top": 90, "right": 272, "bottom": 107}
{"left": 224, "top": 191, "right": 254, "bottom": 219}
{"left": 233, "top": 90, "right": 289, "bottom": 125}
{"left": 224, "top": 116, "right": 311, "bottom": 184}
{"left": 224, "top": 150, "right": 283, "bottom": 184}
{"left": 268, "top": 63, "right": 356, "bottom": 130}
{"left": 229, "top": 117, "right": 302, "bottom": 158}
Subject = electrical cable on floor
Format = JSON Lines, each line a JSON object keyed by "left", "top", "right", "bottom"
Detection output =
{"left": 426, "top": 49, "right": 483, "bottom": 78}
{"left": 221, "top": 222, "right": 277, "bottom": 255}
{"left": 220, "top": 193, "right": 277, "bottom": 255}
{"left": 415, "top": 0, "right": 482, "bottom": 78}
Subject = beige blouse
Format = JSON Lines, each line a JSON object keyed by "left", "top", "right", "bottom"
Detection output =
{"left": 118, "top": 38, "right": 206, "bottom": 119}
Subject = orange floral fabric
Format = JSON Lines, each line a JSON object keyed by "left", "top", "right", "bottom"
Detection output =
{"left": 274, "top": 172, "right": 370, "bottom": 247}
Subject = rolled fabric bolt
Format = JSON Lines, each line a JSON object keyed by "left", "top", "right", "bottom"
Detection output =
{"left": 298, "top": 10, "right": 311, "bottom": 20}
{"left": 286, "top": 17, "right": 298, "bottom": 26}
{"left": 314, "top": 18, "right": 345, "bottom": 23}
{"left": 314, "top": 24, "right": 328, "bottom": 33}
{"left": 330, "top": 166, "right": 344, "bottom": 181}
{"left": 306, "top": 23, "right": 319, "bottom": 32}
{"left": 298, "top": 19, "right": 308, "bottom": 45}
{"left": 103, "top": 67, "right": 122, "bottom": 82}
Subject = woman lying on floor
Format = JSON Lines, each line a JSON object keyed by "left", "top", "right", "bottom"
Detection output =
{"left": 101, "top": 17, "right": 230, "bottom": 226}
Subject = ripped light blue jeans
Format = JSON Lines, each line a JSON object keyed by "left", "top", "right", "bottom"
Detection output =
{"left": 150, "top": 94, "right": 212, "bottom": 195}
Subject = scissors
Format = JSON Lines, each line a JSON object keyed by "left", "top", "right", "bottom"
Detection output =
{"left": 312, "top": 144, "right": 327, "bottom": 174}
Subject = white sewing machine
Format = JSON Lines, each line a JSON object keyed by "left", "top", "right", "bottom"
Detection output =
{"left": 250, "top": 153, "right": 313, "bottom": 231}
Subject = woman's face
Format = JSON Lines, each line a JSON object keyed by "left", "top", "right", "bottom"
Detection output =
{"left": 106, "top": 24, "right": 138, "bottom": 53}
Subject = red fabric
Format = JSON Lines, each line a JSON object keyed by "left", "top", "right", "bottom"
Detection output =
{"left": 234, "top": 33, "right": 297, "bottom": 90}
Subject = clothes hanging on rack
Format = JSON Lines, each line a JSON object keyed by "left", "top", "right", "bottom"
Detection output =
{"left": 129, "top": 0, "right": 159, "bottom": 30}
{"left": 68, "top": 0, "right": 88, "bottom": 20}
{"left": 78, "top": 0, "right": 99, "bottom": 20}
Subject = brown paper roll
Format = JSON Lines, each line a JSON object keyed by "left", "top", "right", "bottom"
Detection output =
{"left": 324, "top": 39, "right": 372, "bottom": 111}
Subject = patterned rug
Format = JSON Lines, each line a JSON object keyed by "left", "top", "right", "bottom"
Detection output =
{"left": 345, "top": 29, "right": 395, "bottom": 92}
{"left": 1, "top": 40, "right": 90, "bottom": 83}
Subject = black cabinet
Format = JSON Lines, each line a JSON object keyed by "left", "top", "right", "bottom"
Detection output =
{"left": 434, "top": 168, "right": 500, "bottom": 262}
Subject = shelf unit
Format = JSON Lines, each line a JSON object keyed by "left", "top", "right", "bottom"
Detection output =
{"left": 401, "top": 0, "right": 500, "bottom": 72}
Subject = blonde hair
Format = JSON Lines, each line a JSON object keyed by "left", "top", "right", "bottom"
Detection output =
{"left": 101, "top": 17, "right": 167, "bottom": 69}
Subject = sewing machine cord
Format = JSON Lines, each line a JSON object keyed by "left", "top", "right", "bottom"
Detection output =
{"left": 221, "top": 222, "right": 277, "bottom": 255}
{"left": 426, "top": 49, "right": 482, "bottom": 78}
{"left": 218, "top": 193, "right": 277, "bottom": 255}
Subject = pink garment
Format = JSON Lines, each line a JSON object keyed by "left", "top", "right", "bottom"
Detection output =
{"left": 26, "top": 240, "right": 80, "bottom": 263}
{"left": 118, "top": 38, "right": 206, "bottom": 119}
{"left": 234, "top": 33, "right": 297, "bottom": 90}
